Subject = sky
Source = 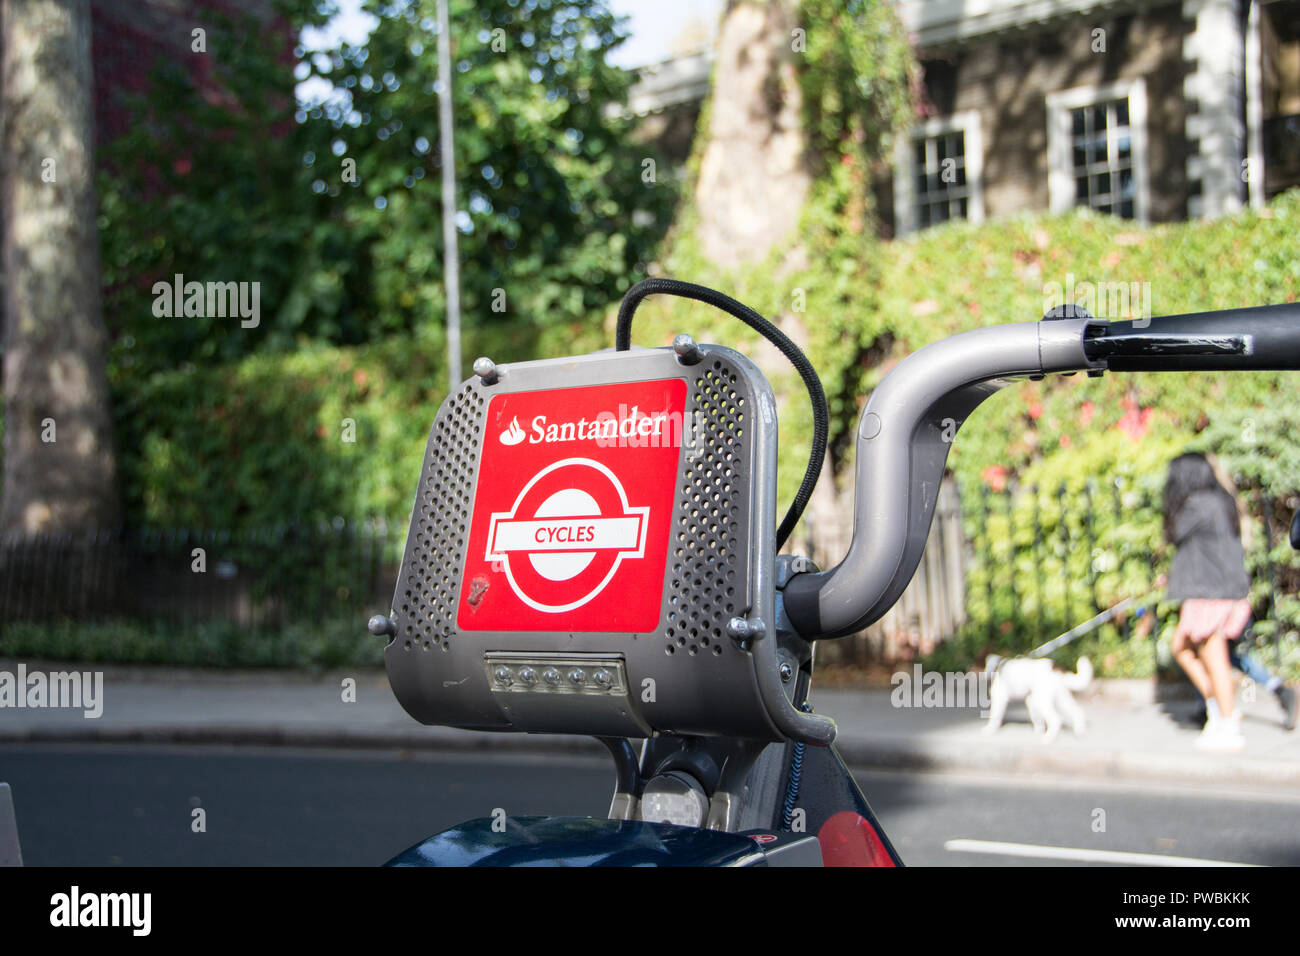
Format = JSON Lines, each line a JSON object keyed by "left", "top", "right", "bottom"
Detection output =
{"left": 605, "top": 0, "right": 723, "bottom": 67}
{"left": 297, "top": 0, "right": 723, "bottom": 101}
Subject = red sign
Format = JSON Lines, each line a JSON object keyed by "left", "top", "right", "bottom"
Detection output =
{"left": 457, "top": 378, "right": 686, "bottom": 633}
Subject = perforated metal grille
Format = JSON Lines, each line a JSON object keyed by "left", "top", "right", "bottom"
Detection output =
{"left": 665, "top": 357, "right": 750, "bottom": 658}
{"left": 398, "top": 383, "right": 483, "bottom": 653}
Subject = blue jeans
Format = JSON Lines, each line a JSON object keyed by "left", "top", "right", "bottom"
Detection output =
{"left": 1229, "top": 641, "right": 1275, "bottom": 688}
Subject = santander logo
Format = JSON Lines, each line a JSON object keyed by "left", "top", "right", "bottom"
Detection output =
{"left": 497, "top": 406, "right": 672, "bottom": 449}
{"left": 499, "top": 417, "right": 526, "bottom": 446}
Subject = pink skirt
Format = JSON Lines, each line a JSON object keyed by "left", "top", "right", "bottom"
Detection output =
{"left": 1178, "top": 598, "right": 1252, "bottom": 643}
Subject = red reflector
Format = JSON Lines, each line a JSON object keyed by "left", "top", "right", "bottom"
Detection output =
{"left": 817, "top": 811, "right": 896, "bottom": 867}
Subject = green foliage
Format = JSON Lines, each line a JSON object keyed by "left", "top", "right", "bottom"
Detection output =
{"left": 115, "top": 334, "right": 440, "bottom": 528}
{"left": 798, "top": 0, "right": 915, "bottom": 168}
{"left": 798, "top": 0, "right": 915, "bottom": 238}
{"left": 112, "top": 292, "right": 586, "bottom": 530}
{"left": 0, "top": 618, "right": 383, "bottom": 670}
{"left": 96, "top": 0, "right": 678, "bottom": 532}
{"left": 959, "top": 428, "right": 1181, "bottom": 650}
{"left": 98, "top": 2, "right": 335, "bottom": 376}
{"left": 297, "top": 0, "right": 675, "bottom": 335}
{"left": 936, "top": 428, "right": 1211, "bottom": 678}
{"left": 631, "top": 187, "right": 1300, "bottom": 676}
{"left": 98, "top": 0, "right": 676, "bottom": 383}
{"left": 905, "top": 198, "right": 1300, "bottom": 678}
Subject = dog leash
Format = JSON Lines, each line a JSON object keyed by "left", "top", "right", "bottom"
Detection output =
{"left": 1026, "top": 589, "right": 1162, "bottom": 659}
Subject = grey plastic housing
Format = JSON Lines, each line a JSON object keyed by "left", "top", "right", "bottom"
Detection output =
{"left": 384, "top": 343, "right": 836, "bottom": 746}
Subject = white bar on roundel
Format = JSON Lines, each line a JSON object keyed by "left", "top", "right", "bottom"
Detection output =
{"left": 490, "top": 515, "right": 642, "bottom": 554}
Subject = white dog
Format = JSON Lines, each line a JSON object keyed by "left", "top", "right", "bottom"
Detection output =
{"left": 982, "top": 656, "right": 1093, "bottom": 741}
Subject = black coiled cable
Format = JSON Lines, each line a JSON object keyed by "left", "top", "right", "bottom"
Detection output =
{"left": 614, "top": 277, "right": 828, "bottom": 550}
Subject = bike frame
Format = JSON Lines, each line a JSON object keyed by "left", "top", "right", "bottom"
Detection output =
{"left": 375, "top": 299, "right": 1300, "bottom": 867}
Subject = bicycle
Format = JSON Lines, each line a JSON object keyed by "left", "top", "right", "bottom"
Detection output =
{"left": 367, "top": 278, "right": 1300, "bottom": 866}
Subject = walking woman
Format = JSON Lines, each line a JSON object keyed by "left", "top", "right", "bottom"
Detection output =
{"left": 1162, "top": 452, "right": 1252, "bottom": 752}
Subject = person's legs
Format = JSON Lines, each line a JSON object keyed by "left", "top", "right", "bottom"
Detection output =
{"left": 1230, "top": 641, "right": 1279, "bottom": 689}
{"left": 1173, "top": 617, "right": 1213, "bottom": 700}
{"left": 1193, "top": 629, "right": 1245, "bottom": 751}
{"left": 1228, "top": 634, "right": 1296, "bottom": 730}
{"left": 1201, "top": 630, "right": 1237, "bottom": 720}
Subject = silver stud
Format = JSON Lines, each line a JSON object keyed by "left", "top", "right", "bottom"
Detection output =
{"left": 673, "top": 333, "right": 702, "bottom": 365}
{"left": 727, "top": 617, "right": 764, "bottom": 641}
{"left": 473, "top": 356, "right": 499, "bottom": 384}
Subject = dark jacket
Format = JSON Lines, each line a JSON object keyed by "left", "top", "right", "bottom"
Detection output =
{"left": 1166, "top": 488, "right": 1250, "bottom": 600}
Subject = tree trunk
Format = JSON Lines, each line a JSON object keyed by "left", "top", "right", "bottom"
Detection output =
{"left": 694, "top": 0, "right": 810, "bottom": 267}
{"left": 1, "top": 0, "right": 119, "bottom": 534}
{"left": 695, "top": 2, "right": 849, "bottom": 568}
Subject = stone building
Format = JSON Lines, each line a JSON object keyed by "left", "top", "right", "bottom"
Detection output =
{"left": 624, "top": 0, "right": 1300, "bottom": 236}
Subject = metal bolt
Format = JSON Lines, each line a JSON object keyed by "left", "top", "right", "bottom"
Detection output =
{"left": 367, "top": 615, "right": 396, "bottom": 637}
{"left": 472, "top": 356, "right": 499, "bottom": 384}
{"left": 673, "top": 333, "right": 702, "bottom": 365}
{"left": 493, "top": 666, "right": 513, "bottom": 686}
{"left": 518, "top": 667, "right": 537, "bottom": 685}
{"left": 779, "top": 662, "right": 793, "bottom": 683}
{"left": 727, "top": 617, "right": 765, "bottom": 641}
{"left": 593, "top": 669, "right": 612, "bottom": 687}
{"left": 542, "top": 668, "right": 561, "bottom": 686}
{"left": 568, "top": 668, "right": 586, "bottom": 686}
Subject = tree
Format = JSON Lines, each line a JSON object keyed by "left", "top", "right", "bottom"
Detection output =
{"left": 685, "top": 0, "right": 915, "bottom": 570}
{"left": 1, "top": 0, "right": 119, "bottom": 533}
{"left": 694, "top": 0, "right": 810, "bottom": 267}
{"left": 294, "top": 0, "right": 675, "bottom": 351}
{"left": 98, "top": 0, "right": 676, "bottom": 378}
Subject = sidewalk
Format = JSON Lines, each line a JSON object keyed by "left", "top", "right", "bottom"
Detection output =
{"left": 815, "top": 680, "right": 1300, "bottom": 789}
{"left": 2, "top": 661, "right": 1298, "bottom": 790}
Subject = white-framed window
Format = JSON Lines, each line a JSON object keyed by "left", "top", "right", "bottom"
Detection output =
{"left": 892, "top": 110, "right": 984, "bottom": 236}
{"left": 1046, "top": 78, "right": 1150, "bottom": 222}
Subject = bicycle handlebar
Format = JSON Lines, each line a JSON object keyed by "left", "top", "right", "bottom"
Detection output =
{"left": 1083, "top": 304, "right": 1300, "bottom": 371}
{"left": 783, "top": 302, "right": 1300, "bottom": 640}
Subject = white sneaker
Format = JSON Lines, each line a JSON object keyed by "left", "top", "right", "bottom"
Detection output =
{"left": 1196, "top": 712, "right": 1245, "bottom": 752}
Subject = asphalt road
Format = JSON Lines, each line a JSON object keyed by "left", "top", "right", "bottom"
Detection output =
{"left": 2, "top": 744, "right": 1296, "bottom": 866}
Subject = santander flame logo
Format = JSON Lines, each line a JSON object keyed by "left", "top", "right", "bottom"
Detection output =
{"left": 499, "top": 416, "right": 526, "bottom": 446}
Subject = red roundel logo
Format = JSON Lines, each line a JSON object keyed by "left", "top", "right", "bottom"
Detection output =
{"left": 458, "top": 378, "right": 685, "bottom": 633}
{"left": 487, "top": 458, "right": 648, "bottom": 612}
